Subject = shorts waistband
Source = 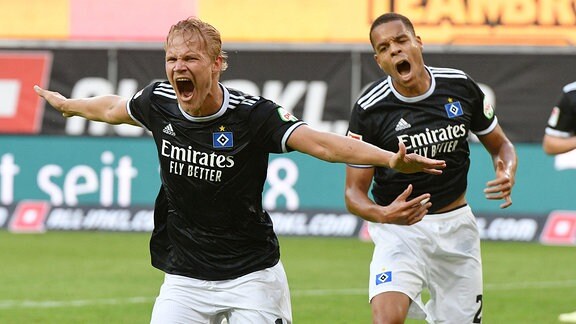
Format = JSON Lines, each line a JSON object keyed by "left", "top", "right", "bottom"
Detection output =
{"left": 423, "top": 204, "right": 471, "bottom": 221}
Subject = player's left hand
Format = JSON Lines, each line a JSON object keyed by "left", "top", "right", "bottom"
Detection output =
{"left": 390, "top": 141, "right": 446, "bottom": 175}
{"left": 484, "top": 160, "right": 515, "bottom": 208}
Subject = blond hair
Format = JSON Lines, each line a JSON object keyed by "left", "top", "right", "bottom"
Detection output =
{"left": 165, "top": 17, "right": 229, "bottom": 71}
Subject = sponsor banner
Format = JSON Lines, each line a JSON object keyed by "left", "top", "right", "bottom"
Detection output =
{"left": 475, "top": 213, "right": 545, "bottom": 242}
{"left": 0, "top": 136, "right": 573, "bottom": 217}
{"left": 0, "top": 136, "right": 161, "bottom": 208}
{"left": 1, "top": 202, "right": 363, "bottom": 236}
{"left": 0, "top": 201, "right": 557, "bottom": 243}
{"left": 540, "top": 210, "right": 576, "bottom": 245}
{"left": 69, "top": 0, "right": 197, "bottom": 41}
{"left": 3, "top": 48, "right": 570, "bottom": 142}
{"left": 0, "top": 52, "right": 52, "bottom": 134}
{"left": 200, "top": 0, "right": 576, "bottom": 45}
{"left": 3, "top": 0, "right": 576, "bottom": 45}
{"left": 270, "top": 211, "right": 363, "bottom": 237}
{"left": 40, "top": 48, "right": 122, "bottom": 135}
{"left": 0, "top": 135, "right": 568, "bottom": 244}
{"left": 9, "top": 200, "right": 50, "bottom": 233}
{"left": 0, "top": 0, "right": 69, "bottom": 39}
{"left": 0, "top": 0, "right": 197, "bottom": 41}
{"left": 380, "top": 0, "right": 576, "bottom": 46}
{"left": 0, "top": 202, "right": 154, "bottom": 233}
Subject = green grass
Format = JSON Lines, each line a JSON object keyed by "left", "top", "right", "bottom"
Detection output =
{"left": 0, "top": 232, "right": 574, "bottom": 323}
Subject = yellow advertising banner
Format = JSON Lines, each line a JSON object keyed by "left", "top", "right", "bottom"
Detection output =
{"left": 1, "top": 0, "right": 574, "bottom": 45}
{"left": 199, "top": 0, "right": 576, "bottom": 45}
{"left": 0, "top": 0, "right": 70, "bottom": 39}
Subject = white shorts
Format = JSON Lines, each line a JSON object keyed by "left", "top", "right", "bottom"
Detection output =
{"left": 150, "top": 261, "right": 292, "bottom": 324}
{"left": 368, "top": 205, "right": 483, "bottom": 324}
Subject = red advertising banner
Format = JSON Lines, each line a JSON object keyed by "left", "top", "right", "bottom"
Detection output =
{"left": 8, "top": 200, "right": 50, "bottom": 233}
{"left": 0, "top": 52, "right": 52, "bottom": 134}
{"left": 540, "top": 211, "right": 576, "bottom": 245}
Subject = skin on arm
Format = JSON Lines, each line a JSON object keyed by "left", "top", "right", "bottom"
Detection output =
{"left": 288, "top": 125, "right": 437, "bottom": 225}
{"left": 286, "top": 124, "right": 445, "bottom": 174}
{"left": 34, "top": 85, "right": 138, "bottom": 126}
{"left": 344, "top": 166, "right": 431, "bottom": 225}
{"left": 543, "top": 134, "right": 576, "bottom": 155}
{"left": 477, "top": 124, "right": 517, "bottom": 209}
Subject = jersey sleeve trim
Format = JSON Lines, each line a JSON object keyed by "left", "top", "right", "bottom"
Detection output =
{"left": 474, "top": 116, "right": 498, "bottom": 136}
{"left": 281, "top": 121, "right": 306, "bottom": 153}
{"left": 563, "top": 81, "right": 576, "bottom": 93}
{"left": 346, "top": 163, "right": 374, "bottom": 168}
{"left": 545, "top": 127, "right": 572, "bottom": 138}
{"left": 126, "top": 100, "right": 150, "bottom": 131}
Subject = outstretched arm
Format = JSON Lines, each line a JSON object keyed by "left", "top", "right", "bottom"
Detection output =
{"left": 543, "top": 134, "right": 576, "bottom": 155}
{"left": 34, "top": 85, "right": 138, "bottom": 126}
{"left": 287, "top": 125, "right": 446, "bottom": 174}
{"left": 478, "top": 124, "right": 517, "bottom": 209}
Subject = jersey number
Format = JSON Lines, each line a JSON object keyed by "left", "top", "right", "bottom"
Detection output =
{"left": 473, "top": 294, "right": 483, "bottom": 323}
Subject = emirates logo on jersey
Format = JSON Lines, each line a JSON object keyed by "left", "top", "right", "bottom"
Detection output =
{"left": 397, "top": 123, "right": 467, "bottom": 158}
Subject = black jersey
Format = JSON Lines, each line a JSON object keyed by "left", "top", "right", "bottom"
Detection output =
{"left": 127, "top": 81, "right": 305, "bottom": 280}
{"left": 545, "top": 81, "right": 576, "bottom": 137}
{"left": 348, "top": 66, "right": 497, "bottom": 213}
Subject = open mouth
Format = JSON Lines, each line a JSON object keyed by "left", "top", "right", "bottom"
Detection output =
{"left": 395, "top": 60, "right": 412, "bottom": 77}
{"left": 175, "top": 78, "right": 194, "bottom": 98}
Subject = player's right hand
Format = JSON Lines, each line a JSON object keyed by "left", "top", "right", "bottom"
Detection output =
{"left": 34, "top": 85, "right": 73, "bottom": 117}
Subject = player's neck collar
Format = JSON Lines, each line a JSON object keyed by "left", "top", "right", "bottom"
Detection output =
{"left": 388, "top": 66, "right": 435, "bottom": 103}
{"left": 178, "top": 83, "right": 230, "bottom": 122}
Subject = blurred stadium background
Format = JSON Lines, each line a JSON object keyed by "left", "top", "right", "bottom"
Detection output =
{"left": 1, "top": 0, "right": 576, "bottom": 323}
